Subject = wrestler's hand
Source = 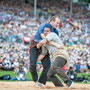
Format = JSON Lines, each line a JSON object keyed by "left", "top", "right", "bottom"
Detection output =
{"left": 37, "top": 40, "right": 45, "bottom": 49}
{"left": 37, "top": 44, "right": 40, "bottom": 49}
{"left": 56, "top": 45, "right": 63, "bottom": 49}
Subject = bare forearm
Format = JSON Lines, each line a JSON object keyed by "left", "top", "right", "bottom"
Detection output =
{"left": 37, "top": 54, "right": 45, "bottom": 62}
{"left": 37, "top": 39, "right": 47, "bottom": 48}
{"left": 47, "top": 41, "right": 64, "bottom": 49}
{"left": 40, "top": 33, "right": 46, "bottom": 39}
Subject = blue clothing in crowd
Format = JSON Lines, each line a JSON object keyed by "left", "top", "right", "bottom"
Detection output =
{"left": 74, "top": 63, "right": 81, "bottom": 73}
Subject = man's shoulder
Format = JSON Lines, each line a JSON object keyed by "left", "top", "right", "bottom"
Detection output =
{"left": 48, "top": 32, "right": 58, "bottom": 36}
{"left": 46, "top": 32, "right": 58, "bottom": 41}
{"left": 39, "top": 23, "right": 48, "bottom": 27}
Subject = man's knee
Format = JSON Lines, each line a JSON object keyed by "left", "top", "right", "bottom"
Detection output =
{"left": 43, "top": 65, "right": 50, "bottom": 73}
{"left": 47, "top": 67, "right": 54, "bottom": 78}
{"left": 51, "top": 65, "right": 56, "bottom": 70}
{"left": 30, "top": 65, "right": 36, "bottom": 72}
{"left": 47, "top": 72, "right": 50, "bottom": 78}
{"left": 47, "top": 71, "right": 53, "bottom": 79}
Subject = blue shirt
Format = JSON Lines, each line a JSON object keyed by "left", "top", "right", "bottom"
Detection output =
{"left": 74, "top": 64, "right": 81, "bottom": 72}
{"left": 32, "top": 23, "right": 59, "bottom": 42}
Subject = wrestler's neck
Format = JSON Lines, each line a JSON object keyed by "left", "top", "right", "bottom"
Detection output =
{"left": 50, "top": 22, "right": 55, "bottom": 29}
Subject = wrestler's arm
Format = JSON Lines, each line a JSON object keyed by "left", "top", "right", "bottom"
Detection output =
{"left": 37, "top": 39, "right": 47, "bottom": 48}
{"left": 47, "top": 41, "right": 64, "bottom": 49}
{"left": 37, "top": 54, "right": 45, "bottom": 62}
{"left": 37, "top": 39, "right": 63, "bottom": 49}
{"left": 37, "top": 46, "right": 47, "bottom": 62}
{"left": 40, "top": 33, "right": 46, "bottom": 39}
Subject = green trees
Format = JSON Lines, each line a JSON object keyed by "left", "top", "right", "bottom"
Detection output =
{"left": 79, "top": 0, "right": 90, "bottom": 3}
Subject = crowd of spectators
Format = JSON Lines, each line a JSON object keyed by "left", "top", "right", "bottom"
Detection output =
{"left": 0, "top": 0, "right": 90, "bottom": 74}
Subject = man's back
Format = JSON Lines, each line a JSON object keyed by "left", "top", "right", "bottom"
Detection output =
{"left": 44, "top": 32, "right": 63, "bottom": 55}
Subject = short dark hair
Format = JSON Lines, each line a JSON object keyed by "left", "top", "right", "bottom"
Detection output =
{"left": 50, "top": 15, "right": 60, "bottom": 22}
{"left": 44, "top": 24, "right": 51, "bottom": 29}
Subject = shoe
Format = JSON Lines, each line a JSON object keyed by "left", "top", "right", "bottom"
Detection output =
{"left": 35, "top": 81, "right": 41, "bottom": 88}
{"left": 58, "top": 85, "right": 64, "bottom": 87}
{"left": 59, "top": 85, "right": 64, "bottom": 87}
{"left": 66, "top": 80, "right": 74, "bottom": 88}
{"left": 55, "top": 84, "right": 64, "bottom": 87}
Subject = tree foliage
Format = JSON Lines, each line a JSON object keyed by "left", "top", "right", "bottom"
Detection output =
{"left": 79, "top": 0, "right": 90, "bottom": 3}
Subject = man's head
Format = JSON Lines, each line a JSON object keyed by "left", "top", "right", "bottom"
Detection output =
{"left": 43, "top": 27, "right": 51, "bottom": 36}
{"left": 50, "top": 15, "right": 60, "bottom": 29}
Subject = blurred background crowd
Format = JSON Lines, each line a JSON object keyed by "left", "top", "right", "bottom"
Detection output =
{"left": 0, "top": 0, "right": 90, "bottom": 75}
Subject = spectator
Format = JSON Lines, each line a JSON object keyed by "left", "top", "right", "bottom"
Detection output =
{"left": 80, "top": 61, "right": 88, "bottom": 73}
{"left": 67, "top": 67, "right": 77, "bottom": 81}
{"left": 74, "top": 62, "right": 81, "bottom": 73}
{"left": 10, "top": 63, "right": 29, "bottom": 81}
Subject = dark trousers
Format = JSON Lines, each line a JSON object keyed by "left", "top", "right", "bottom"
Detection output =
{"left": 47, "top": 56, "right": 69, "bottom": 86}
{"left": 30, "top": 46, "right": 51, "bottom": 85}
